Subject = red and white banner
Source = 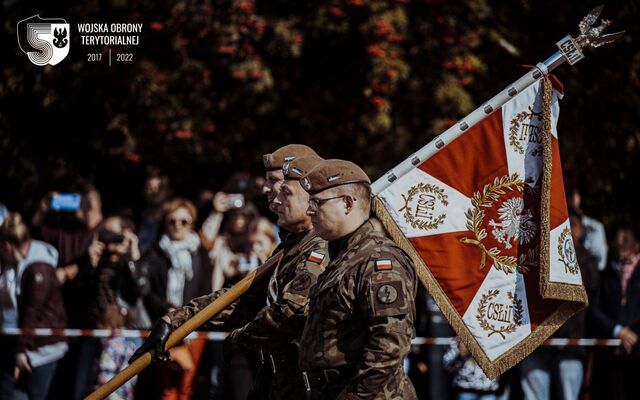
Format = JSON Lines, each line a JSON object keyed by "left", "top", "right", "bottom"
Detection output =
{"left": 374, "top": 76, "right": 588, "bottom": 378}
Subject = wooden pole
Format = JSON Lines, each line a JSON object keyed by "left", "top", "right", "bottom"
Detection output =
{"left": 85, "top": 251, "right": 283, "bottom": 400}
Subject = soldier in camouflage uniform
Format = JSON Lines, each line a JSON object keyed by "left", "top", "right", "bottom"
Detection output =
{"left": 298, "top": 159, "right": 418, "bottom": 400}
{"left": 129, "top": 146, "right": 330, "bottom": 399}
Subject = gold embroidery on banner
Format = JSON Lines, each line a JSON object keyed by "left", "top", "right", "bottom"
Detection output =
{"left": 557, "top": 227, "right": 579, "bottom": 274}
{"left": 399, "top": 182, "right": 449, "bottom": 231}
{"left": 509, "top": 105, "right": 543, "bottom": 156}
{"left": 460, "top": 174, "right": 530, "bottom": 274}
{"left": 476, "top": 290, "right": 524, "bottom": 340}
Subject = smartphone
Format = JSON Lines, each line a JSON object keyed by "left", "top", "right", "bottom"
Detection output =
{"left": 50, "top": 193, "right": 81, "bottom": 211}
{"left": 227, "top": 194, "right": 245, "bottom": 209}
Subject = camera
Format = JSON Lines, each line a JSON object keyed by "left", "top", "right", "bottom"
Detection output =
{"left": 98, "top": 230, "right": 125, "bottom": 244}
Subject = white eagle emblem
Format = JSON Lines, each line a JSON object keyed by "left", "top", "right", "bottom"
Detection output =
{"left": 488, "top": 197, "right": 537, "bottom": 249}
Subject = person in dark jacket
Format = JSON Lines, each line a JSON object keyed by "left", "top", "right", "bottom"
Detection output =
{"left": 590, "top": 225, "right": 640, "bottom": 400}
{"left": 0, "top": 212, "right": 67, "bottom": 400}
{"left": 139, "top": 198, "right": 212, "bottom": 400}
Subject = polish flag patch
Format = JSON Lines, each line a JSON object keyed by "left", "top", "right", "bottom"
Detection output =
{"left": 375, "top": 259, "right": 393, "bottom": 271}
{"left": 307, "top": 251, "right": 325, "bottom": 264}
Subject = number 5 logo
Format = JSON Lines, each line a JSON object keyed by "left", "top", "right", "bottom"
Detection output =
{"left": 17, "top": 15, "right": 70, "bottom": 66}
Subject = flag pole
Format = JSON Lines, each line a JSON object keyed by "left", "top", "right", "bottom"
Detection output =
{"left": 371, "top": 4, "right": 623, "bottom": 196}
{"left": 85, "top": 251, "right": 283, "bottom": 400}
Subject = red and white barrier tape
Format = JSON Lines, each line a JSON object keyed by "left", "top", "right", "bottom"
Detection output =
{"left": 0, "top": 328, "right": 622, "bottom": 346}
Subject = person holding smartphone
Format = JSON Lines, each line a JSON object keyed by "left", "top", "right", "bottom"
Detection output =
{"left": 197, "top": 172, "right": 264, "bottom": 292}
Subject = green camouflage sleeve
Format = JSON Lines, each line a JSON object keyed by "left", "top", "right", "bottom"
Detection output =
{"left": 338, "top": 255, "right": 416, "bottom": 399}
{"left": 227, "top": 245, "right": 328, "bottom": 351}
{"left": 165, "top": 277, "right": 269, "bottom": 331}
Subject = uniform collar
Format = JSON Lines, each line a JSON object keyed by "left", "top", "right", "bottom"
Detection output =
{"left": 282, "top": 229, "right": 311, "bottom": 253}
{"left": 328, "top": 220, "right": 372, "bottom": 261}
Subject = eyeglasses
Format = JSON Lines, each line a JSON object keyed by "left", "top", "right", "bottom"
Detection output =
{"left": 308, "top": 195, "right": 353, "bottom": 211}
{"left": 168, "top": 218, "right": 192, "bottom": 227}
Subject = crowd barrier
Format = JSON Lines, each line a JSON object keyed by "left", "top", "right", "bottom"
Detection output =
{"left": 0, "top": 328, "right": 622, "bottom": 346}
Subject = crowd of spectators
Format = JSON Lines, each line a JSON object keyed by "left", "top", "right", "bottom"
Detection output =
{"left": 0, "top": 170, "right": 637, "bottom": 400}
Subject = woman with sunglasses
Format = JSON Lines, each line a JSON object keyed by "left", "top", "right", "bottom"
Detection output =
{"left": 139, "top": 198, "right": 212, "bottom": 400}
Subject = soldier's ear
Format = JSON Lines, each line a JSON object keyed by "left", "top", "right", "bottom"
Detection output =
{"left": 344, "top": 195, "right": 355, "bottom": 214}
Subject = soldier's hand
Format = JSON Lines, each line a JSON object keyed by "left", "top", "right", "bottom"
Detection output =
{"left": 129, "top": 318, "right": 172, "bottom": 364}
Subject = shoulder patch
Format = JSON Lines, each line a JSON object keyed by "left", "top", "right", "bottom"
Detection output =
{"left": 291, "top": 272, "right": 313, "bottom": 291}
{"left": 370, "top": 280, "right": 407, "bottom": 317}
{"left": 307, "top": 251, "right": 325, "bottom": 265}
{"left": 375, "top": 259, "right": 393, "bottom": 271}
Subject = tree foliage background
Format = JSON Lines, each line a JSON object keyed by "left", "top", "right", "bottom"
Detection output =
{"left": 0, "top": 0, "right": 638, "bottom": 230}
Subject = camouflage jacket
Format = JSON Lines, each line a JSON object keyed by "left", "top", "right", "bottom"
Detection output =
{"left": 227, "top": 230, "right": 329, "bottom": 351}
{"left": 166, "top": 230, "right": 327, "bottom": 342}
{"left": 299, "top": 221, "right": 418, "bottom": 400}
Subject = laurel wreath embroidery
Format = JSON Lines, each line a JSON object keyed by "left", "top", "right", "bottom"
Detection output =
{"left": 460, "top": 173, "right": 529, "bottom": 274}
{"left": 476, "top": 290, "right": 524, "bottom": 339}
{"left": 509, "top": 106, "right": 542, "bottom": 155}
{"left": 558, "top": 227, "right": 579, "bottom": 274}
{"left": 399, "top": 183, "right": 449, "bottom": 230}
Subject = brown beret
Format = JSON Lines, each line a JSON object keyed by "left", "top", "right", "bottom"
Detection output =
{"left": 283, "top": 156, "right": 325, "bottom": 180}
{"left": 263, "top": 144, "right": 319, "bottom": 171}
{"left": 300, "top": 159, "right": 371, "bottom": 194}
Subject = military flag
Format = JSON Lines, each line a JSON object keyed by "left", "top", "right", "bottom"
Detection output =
{"left": 370, "top": 6, "right": 623, "bottom": 377}
{"left": 373, "top": 73, "right": 591, "bottom": 377}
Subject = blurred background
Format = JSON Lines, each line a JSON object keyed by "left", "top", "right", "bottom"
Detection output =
{"left": 0, "top": 1, "right": 639, "bottom": 399}
{"left": 0, "top": 0, "right": 638, "bottom": 226}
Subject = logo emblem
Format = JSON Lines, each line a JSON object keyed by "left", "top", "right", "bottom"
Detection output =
{"left": 460, "top": 173, "right": 535, "bottom": 275}
{"left": 508, "top": 106, "right": 543, "bottom": 157}
{"left": 476, "top": 290, "right": 524, "bottom": 339}
{"left": 488, "top": 197, "right": 537, "bottom": 250}
{"left": 301, "top": 177, "right": 311, "bottom": 191}
{"left": 557, "top": 227, "right": 579, "bottom": 274}
{"left": 17, "top": 15, "right": 70, "bottom": 66}
{"left": 376, "top": 284, "right": 398, "bottom": 304}
{"left": 399, "top": 183, "right": 448, "bottom": 231}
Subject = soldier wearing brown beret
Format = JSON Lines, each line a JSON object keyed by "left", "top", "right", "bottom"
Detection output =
{"left": 130, "top": 146, "right": 329, "bottom": 400}
{"left": 298, "top": 159, "right": 418, "bottom": 399}
{"left": 263, "top": 144, "right": 320, "bottom": 212}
